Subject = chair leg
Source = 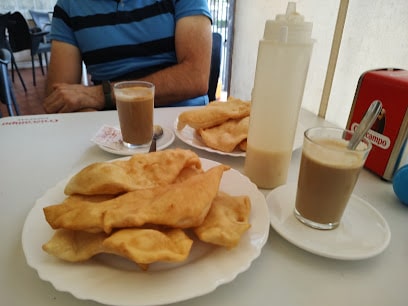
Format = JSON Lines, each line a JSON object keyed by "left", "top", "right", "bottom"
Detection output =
{"left": 6, "top": 101, "right": 15, "bottom": 116}
{"left": 81, "top": 61, "right": 89, "bottom": 86}
{"left": 10, "top": 86, "right": 20, "bottom": 116}
{"left": 11, "top": 59, "right": 27, "bottom": 92}
{"left": 31, "top": 56, "right": 36, "bottom": 86}
{"left": 5, "top": 82, "right": 16, "bottom": 116}
{"left": 38, "top": 54, "right": 45, "bottom": 75}
{"left": 11, "top": 61, "right": 14, "bottom": 82}
{"left": 44, "top": 52, "right": 49, "bottom": 70}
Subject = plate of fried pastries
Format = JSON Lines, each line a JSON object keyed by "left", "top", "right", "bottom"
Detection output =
{"left": 175, "top": 97, "right": 305, "bottom": 157}
{"left": 22, "top": 149, "right": 270, "bottom": 306}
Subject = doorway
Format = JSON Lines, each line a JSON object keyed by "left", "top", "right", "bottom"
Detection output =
{"left": 208, "top": 0, "right": 235, "bottom": 100}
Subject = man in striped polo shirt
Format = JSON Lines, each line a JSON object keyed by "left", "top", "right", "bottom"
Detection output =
{"left": 43, "top": 0, "right": 212, "bottom": 112}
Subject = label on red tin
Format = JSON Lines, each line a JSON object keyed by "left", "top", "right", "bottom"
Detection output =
{"left": 350, "top": 123, "right": 391, "bottom": 150}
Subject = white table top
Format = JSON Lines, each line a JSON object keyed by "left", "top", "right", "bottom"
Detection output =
{"left": 0, "top": 107, "right": 406, "bottom": 306}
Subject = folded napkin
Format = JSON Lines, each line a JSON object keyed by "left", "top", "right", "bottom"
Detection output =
{"left": 91, "top": 125, "right": 123, "bottom": 150}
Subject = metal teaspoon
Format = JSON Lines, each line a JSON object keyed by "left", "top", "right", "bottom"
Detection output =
{"left": 149, "top": 125, "right": 164, "bottom": 152}
{"left": 347, "top": 100, "right": 383, "bottom": 150}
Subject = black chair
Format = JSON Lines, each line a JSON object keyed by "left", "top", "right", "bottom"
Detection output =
{"left": 0, "top": 12, "right": 26, "bottom": 91}
{"left": 0, "top": 48, "right": 20, "bottom": 117}
{"left": 208, "top": 32, "right": 222, "bottom": 102}
{"left": 7, "top": 11, "right": 51, "bottom": 86}
{"left": 29, "top": 10, "right": 52, "bottom": 43}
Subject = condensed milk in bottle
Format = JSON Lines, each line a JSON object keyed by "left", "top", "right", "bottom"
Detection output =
{"left": 244, "top": 2, "right": 315, "bottom": 189}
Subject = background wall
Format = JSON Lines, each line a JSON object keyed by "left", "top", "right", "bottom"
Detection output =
{"left": 230, "top": 0, "right": 408, "bottom": 127}
{"left": 0, "top": 0, "right": 54, "bottom": 18}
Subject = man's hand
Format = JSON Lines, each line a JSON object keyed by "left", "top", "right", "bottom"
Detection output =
{"left": 43, "top": 83, "right": 104, "bottom": 113}
{"left": 44, "top": 41, "right": 104, "bottom": 113}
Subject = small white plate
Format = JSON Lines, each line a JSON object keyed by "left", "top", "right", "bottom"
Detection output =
{"left": 267, "top": 183, "right": 391, "bottom": 260}
{"left": 97, "top": 126, "right": 175, "bottom": 156}
{"left": 174, "top": 119, "right": 305, "bottom": 157}
{"left": 174, "top": 119, "right": 245, "bottom": 157}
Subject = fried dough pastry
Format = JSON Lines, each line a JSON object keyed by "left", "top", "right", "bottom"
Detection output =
{"left": 42, "top": 228, "right": 193, "bottom": 270}
{"left": 197, "top": 116, "right": 249, "bottom": 153}
{"left": 172, "top": 165, "right": 204, "bottom": 183}
{"left": 103, "top": 228, "right": 193, "bottom": 269}
{"left": 44, "top": 164, "right": 230, "bottom": 233}
{"left": 238, "top": 139, "right": 247, "bottom": 152}
{"left": 177, "top": 97, "right": 251, "bottom": 130}
{"left": 64, "top": 149, "right": 202, "bottom": 196}
{"left": 194, "top": 192, "right": 251, "bottom": 249}
{"left": 42, "top": 229, "right": 107, "bottom": 262}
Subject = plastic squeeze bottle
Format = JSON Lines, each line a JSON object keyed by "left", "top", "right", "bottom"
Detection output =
{"left": 244, "top": 2, "right": 315, "bottom": 189}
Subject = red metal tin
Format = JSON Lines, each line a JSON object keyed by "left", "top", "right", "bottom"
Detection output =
{"left": 346, "top": 68, "right": 408, "bottom": 180}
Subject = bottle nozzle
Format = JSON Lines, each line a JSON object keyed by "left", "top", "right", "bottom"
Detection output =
{"left": 286, "top": 2, "right": 296, "bottom": 16}
{"left": 263, "top": 1, "right": 314, "bottom": 44}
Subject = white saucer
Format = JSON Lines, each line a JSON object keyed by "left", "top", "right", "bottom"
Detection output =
{"left": 266, "top": 183, "right": 391, "bottom": 260}
{"left": 98, "top": 126, "right": 175, "bottom": 156}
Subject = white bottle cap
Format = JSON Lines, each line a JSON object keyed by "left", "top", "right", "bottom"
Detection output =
{"left": 263, "top": 2, "right": 313, "bottom": 44}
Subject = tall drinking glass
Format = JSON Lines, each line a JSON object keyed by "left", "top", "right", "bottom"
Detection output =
{"left": 113, "top": 81, "right": 154, "bottom": 148}
{"left": 294, "top": 127, "right": 372, "bottom": 230}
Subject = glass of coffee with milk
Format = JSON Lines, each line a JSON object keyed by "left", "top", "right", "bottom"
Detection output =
{"left": 294, "top": 127, "right": 372, "bottom": 230}
{"left": 113, "top": 81, "right": 154, "bottom": 149}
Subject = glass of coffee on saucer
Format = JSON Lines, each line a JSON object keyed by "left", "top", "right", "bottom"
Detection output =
{"left": 113, "top": 81, "right": 154, "bottom": 149}
{"left": 294, "top": 127, "right": 372, "bottom": 230}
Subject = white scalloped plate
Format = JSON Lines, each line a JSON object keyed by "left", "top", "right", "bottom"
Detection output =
{"left": 174, "top": 119, "right": 305, "bottom": 157}
{"left": 22, "top": 158, "right": 270, "bottom": 306}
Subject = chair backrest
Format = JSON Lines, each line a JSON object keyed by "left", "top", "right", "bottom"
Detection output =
{"left": 29, "top": 9, "right": 52, "bottom": 44}
{"left": 208, "top": 32, "right": 222, "bottom": 102}
{"left": 7, "top": 12, "right": 32, "bottom": 52}
{"left": 0, "top": 13, "right": 11, "bottom": 50}
{"left": 29, "top": 10, "right": 51, "bottom": 32}
{"left": 0, "top": 48, "right": 15, "bottom": 113}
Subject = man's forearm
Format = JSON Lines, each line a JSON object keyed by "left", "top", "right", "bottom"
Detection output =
{"left": 139, "top": 62, "right": 209, "bottom": 107}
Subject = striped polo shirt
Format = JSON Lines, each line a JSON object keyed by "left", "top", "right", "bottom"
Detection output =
{"left": 50, "top": 0, "right": 212, "bottom": 106}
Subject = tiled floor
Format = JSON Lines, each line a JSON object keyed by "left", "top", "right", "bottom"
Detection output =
{"left": 0, "top": 67, "right": 46, "bottom": 118}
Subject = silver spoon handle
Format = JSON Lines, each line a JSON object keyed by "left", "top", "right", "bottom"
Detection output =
{"left": 149, "top": 138, "right": 157, "bottom": 152}
{"left": 348, "top": 100, "right": 383, "bottom": 150}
